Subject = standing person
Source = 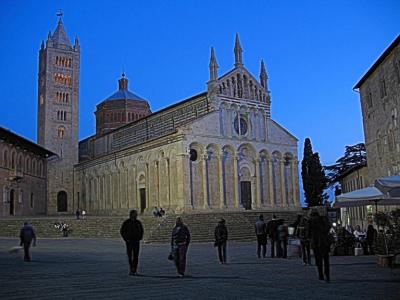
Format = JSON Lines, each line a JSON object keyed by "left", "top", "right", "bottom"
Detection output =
{"left": 297, "top": 216, "right": 311, "bottom": 265}
{"left": 214, "top": 218, "right": 228, "bottom": 264}
{"left": 82, "top": 210, "right": 86, "bottom": 219}
{"left": 120, "top": 210, "right": 144, "bottom": 276}
{"left": 277, "top": 219, "right": 288, "bottom": 258}
{"left": 19, "top": 222, "right": 37, "bottom": 262}
{"left": 152, "top": 206, "right": 160, "bottom": 217}
{"left": 309, "top": 210, "right": 331, "bottom": 283}
{"left": 266, "top": 214, "right": 278, "bottom": 258}
{"left": 171, "top": 217, "right": 191, "bottom": 277}
{"left": 366, "top": 225, "right": 377, "bottom": 255}
{"left": 255, "top": 215, "right": 268, "bottom": 258}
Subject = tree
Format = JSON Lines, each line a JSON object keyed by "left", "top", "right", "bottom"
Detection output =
{"left": 325, "top": 143, "right": 367, "bottom": 188}
{"left": 301, "top": 138, "right": 329, "bottom": 207}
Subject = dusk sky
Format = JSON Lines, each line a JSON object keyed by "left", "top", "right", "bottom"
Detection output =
{"left": 0, "top": 1, "right": 399, "bottom": 181}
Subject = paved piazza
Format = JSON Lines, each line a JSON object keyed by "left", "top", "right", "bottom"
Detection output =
{"left": 0, "top": 239, "right": 399, "bottom": 299}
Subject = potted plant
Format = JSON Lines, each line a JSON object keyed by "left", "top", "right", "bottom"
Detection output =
{"left": 374, "top": 209, "right": 400, "bottom": 267}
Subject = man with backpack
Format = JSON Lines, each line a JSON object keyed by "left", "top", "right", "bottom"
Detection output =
{"left": 19, "top": 221, "right": 37, "bottom": 262}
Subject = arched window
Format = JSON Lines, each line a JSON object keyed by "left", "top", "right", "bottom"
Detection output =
{"left": 32, "top": 160, "right": 37, "bottom": 175}
{"left": 3, "top": 150, "right": 8, "bottom": 168}
{"left": 11, "top": 152, "right": 16, "bottom": 169}
{"left": 25, "top": 157, "right": 31, "bottom": 173}
{"left": 17, "top": 155, "right": 23, "bottom": 171}
{"left": 58, "top": 126, "right": 65, "bottom": 139}
{"left": 63, "top": 111, "right": 67, "bottom": 121}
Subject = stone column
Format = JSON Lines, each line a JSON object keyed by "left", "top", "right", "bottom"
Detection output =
{"left": 233, "top": 156, "right": 240, "bottom": 208}
{"left": 268, "top": 158, "right": 274, "bottom": 207}
{"left": 292, "top": 159, "right": 299, "bottom": 207}
{"left": 202, "top": 155, "right": 209, "bottom": 209}
{"left": 255, "top": 158, "right": 262, "bottom": 209}
{"left": 227, "top": 108, "right": 233, "bottom": 138}
{"left": 132, "top": 165, "right": 137, "bottom": 209}
{"left": 177, "top": 153, "right": 192, "bottom": 211}
{"left": 145, "top": 163, "right": 150, "bottom": 212}
{"left": 218, "top": 154, "right": 225, "bottom": 208}
{"left": 155, "top": 161, "right": 160, "bottom": 207}
{"left": 279, "top": 159, "right": 287, "bottom": 208}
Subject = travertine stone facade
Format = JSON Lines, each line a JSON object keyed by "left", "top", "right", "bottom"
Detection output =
{"left": 74, "top": 35, "right": 300, "bottom": 214}
{"left": 355, "top": 35, "right": 400, "bottom": 182}
{"left": 37, "top": 19, "right": 80, "bottom": 214}
{"left": 0, "top": 127, "right": 54, "bottom": 216}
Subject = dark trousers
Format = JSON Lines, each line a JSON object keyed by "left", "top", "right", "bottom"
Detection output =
{"left": 313, "top": 247, "right": 330, "bottom": 281}
{"left": 23, "top": 242, "right": 31, "bottom": 261}
{"left": 277, "top": 240, "right": 288, "bottom": 258}
{"left": 174, "top": 245, "right": 188, "bottom": 275}
{"left": 217, "top": 242, "right": 227, "bottom": 263}
{"left": 126, "top": 241, "right": 140, "bottom": 273}
{"left": 301, "top": 240, "right": 311, "bottom": 264}
{"left": 270, "top": 239, "right": 276, "bottom": 258}
{"left": 256, "top": 235, "right": 267, "bottom": 258}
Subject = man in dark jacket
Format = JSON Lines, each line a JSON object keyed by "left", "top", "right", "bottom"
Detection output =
{"left": 308, "top": 210, "right": 331, "bottom": 283}
{"left": 266, "top": 215, "right": 278, "bottom": 258}
{"left": 255, "top": 215, "right": 268, "bottom": 258}
{"left": 171, "top": 217, "right": 191, "bottom": 277}
{"left": 120, "top": 210, "right": 144, "bottom": 276}
{"left": 277, "top": 219, "right": 288, "bottom": 258}
{"left": 214, "top": 218, "right": 228, "bottom": 264}
{"left": 20, "top": 222, "right": 36, "bottom": 262}
{"left": 296, "top": 216, "right": 311, "bottom": 265}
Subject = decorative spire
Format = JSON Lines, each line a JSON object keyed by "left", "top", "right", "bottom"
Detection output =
{"left": 118, "top": 73, "right": 128, "bottom": 90}
{"left": 234, "top": 33, "right": 243, "bottom": 67}
{"left": 40, "top": 40, "right": 45, "bottom": 50}
{"left": 259, "top": 59, "right": 268, "bottom": 89}
{"left": 209, "top": 47, "right": 219, "bottom": 81}
{"left": 74, "top": 36, "right": 80, "bottom": 51}
{"left": 51, "top": 17, "right": 71, "bottom": 46}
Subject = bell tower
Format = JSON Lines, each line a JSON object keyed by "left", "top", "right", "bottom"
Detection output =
{"left": 37, "top": 16, "right": 80, "bottom": 214}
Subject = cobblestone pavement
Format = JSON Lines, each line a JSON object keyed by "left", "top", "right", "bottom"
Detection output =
{"left": 0, "top": 238, "right": 399, "bottom": 300}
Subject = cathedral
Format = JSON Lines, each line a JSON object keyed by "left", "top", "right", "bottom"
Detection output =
{"left": 1, "top": 18, "right": 300, "bottom": 216}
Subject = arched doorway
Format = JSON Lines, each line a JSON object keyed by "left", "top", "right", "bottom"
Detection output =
{"left": 240, "top": 167, "right": 252, "bottom": 210}
{"left": 57, "top": 191, "right": 68, "bottom": 212}
{"left": 9, "top": 189, "right": 15, "bottom": 215}
{"left": 137, "top": 174, "right": 146, "bottom": 214}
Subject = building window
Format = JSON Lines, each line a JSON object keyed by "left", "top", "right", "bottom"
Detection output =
{"left": 380, "top": 77, "right": 387, "bottom": 98}
{"left": 58, "top": 126, "right": 65, "bottom": 139}
{"left": 367, "top": 91, "right": 373, "bottom": 108}
{"left": 30, "top": 193, "right": 34, "bottom": 208}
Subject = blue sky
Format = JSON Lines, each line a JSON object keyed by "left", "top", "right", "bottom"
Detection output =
{"left": 0, "top": 1, "right": 399, "bottom": 179}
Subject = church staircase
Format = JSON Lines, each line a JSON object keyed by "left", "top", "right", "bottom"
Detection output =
{"left": 0, "top": 211, "right": 300, "bottom": 243}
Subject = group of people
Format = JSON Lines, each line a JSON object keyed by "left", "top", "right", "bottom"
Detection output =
{"left": 152, "top": 207, "right": 166, "bottom": 218}
{"left": 351, "top": 224, "right": 377, "bottom": 255}
{"left": 120, "top": 210, "right": 190, "bottom": 277}
{"left": 54, "top": 221, "right": 71, "bottom": 237}
{"left": 75, "top": 209, "right": 86, "bottom": 220}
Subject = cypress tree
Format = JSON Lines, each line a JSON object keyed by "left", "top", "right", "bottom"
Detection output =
{"left": 301, "top": 138, "right": 328, "bottom": 207}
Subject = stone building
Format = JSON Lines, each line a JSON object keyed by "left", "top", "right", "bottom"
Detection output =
{"left": 37, "top": 19, "right": 80, "bottom": 214}
{"left": 354, "top": 35, "right": 400, "bottom": 181}
{"left": 338, "top": 163, "right": 371, "bottom": 227}
{"left": 0, "top": 127, "right": 55, "bottom": 216}
{"left": 74, "top": 34, "right": 300, "bottom": 214}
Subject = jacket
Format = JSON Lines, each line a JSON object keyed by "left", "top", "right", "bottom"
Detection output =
{"left": 296, "top": 219, "right": 310, "bottom": 241}
{"left": 215, "top": 224, "right": 228, "bottom": 243}
{"left": 308, "top": 215, "right": 331, "bottom": 253}
{"left": 171, "top": 224, "right": 191, "bottom": 247}
{"left": 120, "top": 219, "right": 144, "bottom": 242}
{"left": 20, "top": 225, "right": 36, "bottom": 243}
{"left": 277, "top": 224, "right": 288, "bottom": 241}
{"left": 255, "top": 220, "right": 267, "bottom": 236}
{"left": 266, "top": 219, "right": 278, "bottom": 240}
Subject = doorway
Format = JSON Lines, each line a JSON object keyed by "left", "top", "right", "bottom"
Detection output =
{"left": 240, "top": 181, "right": 252, "bottom": 210}
{"left": 57, "top": 191, "right": 68, "bottom": 212}
{"left": 9, "top": 189, "right": 15, "bottom": 215}
{"left": 139, "top": 188, "right": 146, "bottom": 214}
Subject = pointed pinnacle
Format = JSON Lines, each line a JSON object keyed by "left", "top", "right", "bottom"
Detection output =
{"left": 209, "top": 47, "right": 218, "bottom": 67}
{"left": 260, "top": 59, "right": 267, "bottom": 77}
{"left": 235, "top": 33, "right": 242, "bottom": 51}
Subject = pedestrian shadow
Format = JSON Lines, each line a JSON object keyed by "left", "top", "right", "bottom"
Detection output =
{"left": 138, "top": 274, "right": 240, "bottom": 280}
{"left": 331, "top": 262, "right": 376, "bottom": 266}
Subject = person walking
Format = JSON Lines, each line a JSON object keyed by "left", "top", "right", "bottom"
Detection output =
{"left": 255, "top": 215, "right": 268, "bottom": 258}
{"left": 75, "top": 209, "right": 80, "bottom": 220}
{"left": 171, "top": 217, "right": 191, "bottom": 277}
{"left": 308, "top": 210, "right": 332, "bottom": 283}
{"left": 266, "top": 215, "right": 278, "bottom": 258}
{"left": 277, "top": 219, "right": 288, "bottom": 258}
{"left": 214, "top": 218, "right": 228, "bottom": 264}
{"left": 120, "top": 210, "right": 144, "bottom": 276}
{"left": 19, "top": 221, "right": 37, "bottom": 262}
{"left": 366, "top": 225, "right": 377, "bottom": 255}
{"left": 297, "top": 216, "right": 311, "bottom": 265}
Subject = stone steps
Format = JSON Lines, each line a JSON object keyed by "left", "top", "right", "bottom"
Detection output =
{"left": 0, "top": 211, "right": 301, "bottom": 243}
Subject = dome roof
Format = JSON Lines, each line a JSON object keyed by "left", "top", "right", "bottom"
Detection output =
{"left": 104, "top": 74, "right": 146, "bottom": 102}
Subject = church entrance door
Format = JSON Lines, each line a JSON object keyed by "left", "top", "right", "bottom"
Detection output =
{"left": 139, "top": 188, "right": 146, "bottom": 214}
{"left": 240, "top": 181, "right": 252, "bottom": 210}
{"left": 9, "top": 189, "right": 15, "bottom": 215}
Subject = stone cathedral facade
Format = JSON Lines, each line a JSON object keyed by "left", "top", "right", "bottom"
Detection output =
{"left": 38, "top": 19, "right": 300, "bottom": 215}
